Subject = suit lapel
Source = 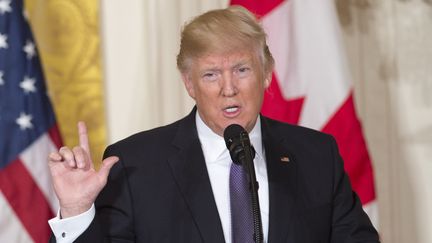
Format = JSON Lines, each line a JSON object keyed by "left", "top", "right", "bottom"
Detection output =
{"left": 165, "top": 112, "right": 298, "bottom": 243}
{"left": 262, "top": 117, "right": 297, "bottom": 243}
{"left": 166, "top": 109, "right": 225, "bottom": 243}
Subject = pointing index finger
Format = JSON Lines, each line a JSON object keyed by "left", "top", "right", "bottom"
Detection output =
{"left": 78, "top": 121, "right": 91, "bottom": 155}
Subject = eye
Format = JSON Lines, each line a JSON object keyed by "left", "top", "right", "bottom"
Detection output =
{"left": 202, "top": 72, "right": 218, "bottom": 81}
{"left": 239, "top": 67, "right": 249, "bottom": 73}
{"left": 236, "top": 66, "right": 251, "bottom": 78}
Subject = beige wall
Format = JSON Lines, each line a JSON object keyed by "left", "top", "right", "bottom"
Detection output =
{"left": 101, "top": 0, "right": 228, "bottom": 142}
{"left": 338, "top": 1, "right": 432, "bottom": 242}
{"left": 101, "top": 1, "right": 432, "bottom": 242}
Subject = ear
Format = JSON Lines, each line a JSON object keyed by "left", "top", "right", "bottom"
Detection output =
{"left": 264, "top": 72, "right": 272, "bottom": 88}
{"left": 182, "top": 73, "right": 196, "bottom": 99}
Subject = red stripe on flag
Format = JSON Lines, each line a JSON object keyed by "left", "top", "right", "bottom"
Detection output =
{"left": 230, "top": 0, "right": 284, "bottom": 18}
{"left": 48, "top": 124, "right": 63, "bottom": 149}
{"left": 0, "top": 158, "right": 54, "bottom": 243}
{"left": 322, "top": 93, "right": 376, "bottom": 205}
{"left": 262, "top": 73, "right": 305, "bottom": 125}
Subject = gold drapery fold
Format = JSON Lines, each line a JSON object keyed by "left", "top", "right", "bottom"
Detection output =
{"left": 25, "top": 0, "right": 107, "bottom": 166}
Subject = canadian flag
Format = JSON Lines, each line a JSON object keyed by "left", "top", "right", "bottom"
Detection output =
{"left": 231, "top": 0, "right": 378, "bottom": 227}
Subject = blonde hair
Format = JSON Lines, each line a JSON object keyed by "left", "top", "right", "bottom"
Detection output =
{"left": 177, "top": 6, "right": 274, "bottom": 76}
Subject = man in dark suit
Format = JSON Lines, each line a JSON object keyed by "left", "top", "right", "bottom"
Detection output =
{"left": 48, "top": 6, "right": 379, "bottom": 243}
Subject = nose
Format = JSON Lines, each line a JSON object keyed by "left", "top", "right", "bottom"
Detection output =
{"left": 220, "top": 73, "right": 238, "bottom": 97}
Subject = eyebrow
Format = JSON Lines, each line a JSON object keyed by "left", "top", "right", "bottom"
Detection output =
{"left": 200, "top": 68, "right": 220, "bottom": 73}
{"left": 232, "top": 62, "right": 250, "bottom": 69}
{"left": 199, "top": 58, "right": 252, "bottom": 71}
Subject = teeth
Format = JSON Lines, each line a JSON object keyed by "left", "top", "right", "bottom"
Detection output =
{"left": 225, "top": 107, "right": 238, "bottom": 113}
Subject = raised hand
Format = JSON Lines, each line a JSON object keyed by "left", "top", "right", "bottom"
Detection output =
{"left": 48, "top": 122, "right": 119, "bottom": 218}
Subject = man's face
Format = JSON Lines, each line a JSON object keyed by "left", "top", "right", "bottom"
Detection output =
{"left": 182, "top": 49, "right": 270, "bottom": 136}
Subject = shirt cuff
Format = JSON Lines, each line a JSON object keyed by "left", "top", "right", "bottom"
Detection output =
{"left": 48, "top": 204, "right": 95, "bottom": 243}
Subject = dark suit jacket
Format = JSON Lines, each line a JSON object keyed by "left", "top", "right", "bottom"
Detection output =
{"left": 64, "top": 109, "right": 379, "bottom": 242}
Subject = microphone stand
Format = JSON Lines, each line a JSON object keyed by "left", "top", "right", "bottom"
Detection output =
{"left": 239, "top": 132, "right": 263, "bottom": 243}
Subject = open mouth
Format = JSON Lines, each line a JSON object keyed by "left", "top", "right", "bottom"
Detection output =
{"left": 225, "top": 106, "right": 239, "bottom": 113}
{"left": 223, "top": 105, "right": 240, "bottom": 117}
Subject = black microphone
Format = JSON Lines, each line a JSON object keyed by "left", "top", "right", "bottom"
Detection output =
{"left": 223, "top": 124, "right": 255, "bottom": 165}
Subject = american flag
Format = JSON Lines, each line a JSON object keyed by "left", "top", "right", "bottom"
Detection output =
{"left": 0, "top": 0, "right": 62, "bottom": 242}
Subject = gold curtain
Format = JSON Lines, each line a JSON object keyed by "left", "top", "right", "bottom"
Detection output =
{"left": 25, "top": 0, "right": 107, "bottom": 166}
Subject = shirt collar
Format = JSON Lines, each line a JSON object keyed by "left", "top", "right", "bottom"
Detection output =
{"left": 196, "top": 112, "right": 264, "bottom": 164}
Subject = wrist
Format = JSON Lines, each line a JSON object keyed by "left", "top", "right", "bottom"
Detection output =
{"left": 60, "top": 203, "right": 92, "bottom": 218}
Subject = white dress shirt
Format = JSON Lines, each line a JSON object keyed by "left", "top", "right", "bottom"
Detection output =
{"left": 196, "top": 114, "right": 269, "bottom": 243}
{"left": 48, "top": 113, "right": 269, "bottom": 243}
{"left": 48, "top": 204, "right": 95, "bottom": 243}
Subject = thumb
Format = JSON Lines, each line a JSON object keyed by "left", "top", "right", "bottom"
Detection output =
{"left": 97, "top": 156, "right": 119, "bottom": 182}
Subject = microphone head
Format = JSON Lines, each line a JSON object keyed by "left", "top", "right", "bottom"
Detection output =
{"left": 223, "top": 124, "right": 255, "bottom": 165}
{"left": 223, "top": 124, "right": 245, "bottom": 149}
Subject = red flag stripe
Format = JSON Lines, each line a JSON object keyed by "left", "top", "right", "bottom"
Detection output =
{"left": 48, "top": 125, "right": 63, "bottom": 150}
{"left": 230, "top": 0, "right": 284, "bottom": 18}
{"left": 0, "top": 194, "right": 34, "bottom": 242}
{"left": 19, "top": 134, "right": 60, "bottom": 213}
{"left": 262, "top": 73, "right": 305, "bottom": 125}
{"left": 0, "top": 159, "right": 54, "bottom": 243}
{"left": 322, "top": 93, "right": 376, "bottom": 204}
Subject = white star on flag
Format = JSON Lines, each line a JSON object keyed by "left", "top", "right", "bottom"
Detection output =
{"left": 16, "top": 112, "right": 33, "bottom": 130}
{"left": 23, "top": 40, "right": 36, "bottom": 59}
{"left": 0, "top": 33, "right": 8, "bottom": 49}
{"left": 20, "top": 76, "right": 37, "bottom": 93}
{"left": 0, "top": 70, "right": 4, "bottom": 85}
{"left": 0, "top": 0, "right": 12, "bottom": 15}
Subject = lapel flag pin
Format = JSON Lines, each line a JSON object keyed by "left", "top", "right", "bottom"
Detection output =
{"left": 280, "top": 156, "right": 290, "bottom": 163}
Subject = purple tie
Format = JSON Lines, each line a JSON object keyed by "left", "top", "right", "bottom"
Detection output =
{"left": 230, "top": 162, "right": 254, "bottom": 243}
